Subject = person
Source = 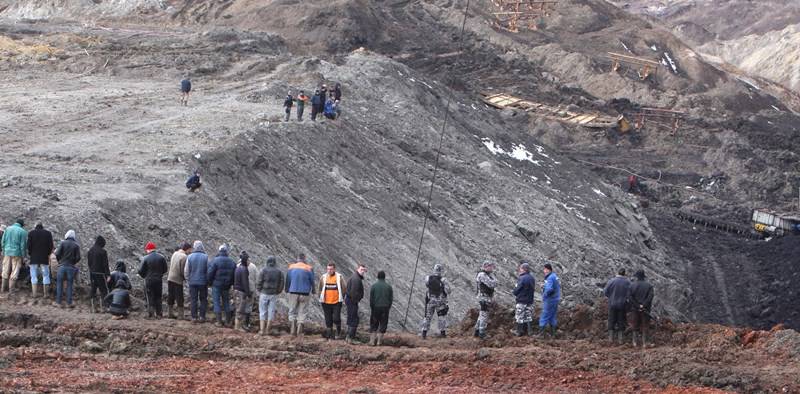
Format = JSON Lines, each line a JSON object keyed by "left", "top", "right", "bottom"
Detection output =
{"left": 318, "top": 262, "right": 346, "bottom": 340}
{"left": 168, "top": 242, "right": 191, "bottom": 319}
{"left": 604, "top": 268, "right": 631, "bottom": 344}
{"left": 285, "top": 253, "right": 315, "bottom": 337}
{"left": 628, "top": 175, "right": 640, "bottom": 194}
{"left": 629, "top": 269, "right": 654, "bottom": 347}
{"left": 1, "top": 218, "right": 28, "bottom": 296}
{"left": 53, "top": 230, "right": 80, "bottom": 308}
{"left": 108, "top": 260, "right": 131, "bottom": 291}
{"left": 87, "top": 236, "right": 110, "bottom": 313}
{"left": 244, "top": 251, "right": 259, "bottom": 331}
{"left": 283, "top": 92, "right": 294, "bottom": 122}
{"left": 295, "top": 90, "right": 309, "bottom": 121}
{"left": 138, "top": 242, "right": 168, "bottom": 318}
{"left": 310, "top": 90, "right": 322, "bottom": 122}
{"left": 27, "top": 223, "right": 53, "bottom": 299}
{"left": 323, "top": 97, "right": 336, "bottom": 120}
{"left": 344, "top": 263, "right": 366, "bottom": 344}
{"left": 184, "top": 240, "right": 209, "bottom": 323}
{"left": 420, "top": 264, "right": 449, "bottom": 339}
{"left": 333, "top": 99, "right": 341, "bottom": 119}
{"left": 233, "top": 251, "right": 252, "bottom": 331}
{"left": 369, "top": 270, "right": 393, "bottom": 346}
{"left": 320, "top": 84, "right": 328, "bottom": 103}
{"left": 186, "top": 170, "right": 202, "bottom": 192}
{"left": 333, "top": 83, "right": 342, "bottom": 101}
{"left": 538, "top": 263, "right": 561, "bottom": 338}
{"left": 208, "top": 244, "right": 236, "bottom": 327}
{"left": 256, "top": 255, "right": 284, "bottom": 335}
{"left": 105, "top": 280, "right": 132, "bottom": 320}
{"left": 513, "top": 261, "right": 535, "bottom": 337}
{"left": 180, "top": 76, "right": 191, "bottom": 106}
{"left": 474, "top": 261, "right": 497, "bottom": 339}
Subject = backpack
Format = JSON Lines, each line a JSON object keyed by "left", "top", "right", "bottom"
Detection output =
{"left": 427, "top": 275, "right": 445, "bottom": 297}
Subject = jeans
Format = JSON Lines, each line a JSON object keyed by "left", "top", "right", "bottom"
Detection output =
{"left": 212, "top": 286, "right": 232, "bottom": 314}
{"left": 29, "top": 264, "right": 51, "bottom": 285}
{"left": 189, "top": 285, "right": 208, "bottom": 319}
{"left": 321, "top": 302, "right": 342, "bottom": 330}
{"left": 259, "top": 293, "right": 279, "bottom": 321}
{"left": 56, "top": 265, "right": 76, "bottom": 305}
{"left": 370, "top": 306, "right": 390, "bottom": 333}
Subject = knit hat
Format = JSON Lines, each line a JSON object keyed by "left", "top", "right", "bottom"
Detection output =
{"left": 634, "top": 269, "right": 646, "bottom": 280}
{"left": 266, "top": 256, "right": 277, "bottom": 267}
{"left": 145, "top": 242, "right": 156, "bottom": 251}
{"left": 240, "top": 250, "right": 249, "bottom": 263}
{"left": 433, "top": 264, "right": 443, "bottom": 274}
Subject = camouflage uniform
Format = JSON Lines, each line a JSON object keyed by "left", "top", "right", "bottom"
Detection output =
{"left": 474, "top": 264, "right": 497, "bottom": 336}
{"left": 420, "top": 274, "right": 449, "bottom": 333}
{"left": 514, "top": 303, "right": 534, "bottom": 323}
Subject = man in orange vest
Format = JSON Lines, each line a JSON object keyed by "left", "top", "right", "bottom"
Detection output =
{"left": 318, "top": 262, "right": 347, "bottom": 340}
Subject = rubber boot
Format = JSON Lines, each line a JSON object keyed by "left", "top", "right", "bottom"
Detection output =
{"left": 473, "top": 329, "right": 480, "bottom": 338}
{"left": 377, "top": 333, "right": 384, "bottom": 346}
{"left": 632, "top": 332, "right": 639, "bottom": 347}
{"left": 259, "top": 320, "right": 266, "bottom": 335}
{"left": 297, "top": 323, "right": 304, "bottom": 337}
{"left": 439, "top": 330, "right": 446, "bottom": 338}
{"left": 370, "top": 333, "right": 377, "bottom": 346}
{"left": 0, "top": 279, "right": 7, "bottom": 293}
{"left": 421, "top": 330, "right": 427, "bottom": 339}
{"left": 177, "top": 307, "right": 184, "bottom": 320}
{"left": 266, "top": 320, "right": 272, "bottom": 336}
{"left": 235, "top": 318, "right": 241, "bottom": 330}
{"left": 608, "top": 330, "right": 615, "bottom": 343}
{"left": 527, "top": 322, "right": 534, "bottom": 336}
{"left": 32, "top": 285, "right": 38, "bottom": 298}
{"left": 325, "top": 328, "right": 332, "bottom": 341}
{"left": 550, "top": 325, "right": 557, "bottom": 339}
{"left": 336, "top": 327, "right": 342, "bottom": 340}
{"left": 537, "top": 326, "right": 546, "bottom": 338}
{"left": 516, "top": 323, "right": 525, "bottom": 337}
{"left": 8, "top": 279, "right": 15, "bottom": 295}
{"left": 215, "top": 314, "right": 224, "bottom": 327}
{"left": 641, "top": 332, "right": 648, "bottom": 348}
{"left": 168, "top": 305, "right": 175, "bottom": 319}
{"left": 43, "top": 284, "right": 49, "bottom": 299}
{"left": 290, "top": 321, "right": 297, "bottom": 336}
{"left": 617, "top": 330, "right": 624, "bottom": 345}
{"left": 478, "top": 330, "right": 487, "bottom": 340}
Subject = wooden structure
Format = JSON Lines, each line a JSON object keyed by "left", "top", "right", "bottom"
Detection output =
{"left": 492, "top": 0, "right": 558, "bottom": 32}
{"left": 752, "top": 209, "right": 800, "bottom": 236}
{"left": 630, "top": 107, "right": 686, "bottom": 134}
{"left": 607, "top": 52, "right": 661, "bottom": 80}
{"left": 482, "top": 92, "right": 620, "bottom": 128}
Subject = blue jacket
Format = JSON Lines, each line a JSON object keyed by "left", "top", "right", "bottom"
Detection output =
{"left": 542, "top": 272, "right": 561, "bottom": 302}
{"left": 513, "top": 272, "right": 535, "bottom": 305}
{"left": 285, "top": 261, "right": 315, "bottom": 295}
{"left": 604, "top": 275, "right": 631, "bottom": 309}
{"left": 207, "top": 250, "right": 236, "bottom": 289}
{"left": 185, "top": 251, "right": 209, "bottom": 286}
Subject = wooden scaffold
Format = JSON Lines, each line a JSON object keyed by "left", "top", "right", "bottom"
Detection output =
{"left": 491, "top": 0, "right": 558, "bottom": 32}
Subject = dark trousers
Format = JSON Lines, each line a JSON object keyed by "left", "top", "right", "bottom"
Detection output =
{"left": 369, "top": 306, "right": 390, "bottom": 333}
{"left": 632, "top": 310, "right": 650, "bottom": 333}
{"left": 322, "top": 302, "right": 342, "bottom": 330}
{"left": 346, "top": 298, "right": 360, "bottom": 328}
{"left": 311, "top": 106, "right": 319, "bottom": 121}
{"left": 189, "top": 285, "right": 208, "bottom": 319}
{"left": 167, "top": 281, "right": 184, "bottom": 308}
{"left": 608, "top": 306, "right": 627, "bottom": 331}
{"left": 145, "top": 279, "right": 163, "bottom": 317}
{"left": 89, "top": 273, "right": 109, "bottom": 298}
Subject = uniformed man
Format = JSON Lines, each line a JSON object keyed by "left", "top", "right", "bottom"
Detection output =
{"left": 419, "top": 264, "right": 449, "bottom": 339}
{"left": 474, "top": 261, "right": 497, "bottom": 339}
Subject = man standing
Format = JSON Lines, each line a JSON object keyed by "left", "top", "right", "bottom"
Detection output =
{"left": 285, "top": 253, "right": 315, "bottom": 337}
{"left": 310, "top": 90, "right": 322, "bottom": 122}
{"left": 244, "top": 251, "right": 259, "bottom": 331}
{"left": 27, "top": 223, "right": 53, "bottom": 299}
{"left": 604, "top": 268, "right": 631, "bottom": 344}
{"left": 1, "top": 219, "right": 27, "bottom": 296}
{"left": 344, "top": 263, "right": 366, "bottom": 344}
{"left": 629, "top": 269, "right": 654, "bottom": 347}
{"left": 208, "top": 244, "right": 236, "bottom": 327}
{"left": 256, "top": 256, "right": 284, "bottom": 335}
{"left": 474, "top": 261, "right": 497, "bottom": 339}
{"left": 180, "top": 75, "right": 191, "bottom": 106}
{"left": 184, "top": 240, "right": 209, "bottom": 323}
{"left": 420, "top": 263, "right": 449, "bottom": 339}
{"left": 320, "top": 84, "right": 328, "bottom": 103}
{"left": 138, "top": 242, "right": 168, "bottom": 318}
{"left": 168, "top": 242, "right": 191, "bottom": 319}
{"left": 369, "top": 270, "right": 393, "bottom": 346}
{"left": 538, "top": 263, "right": 561, "bottom": 338}
{"left": 87, "top": 236, "right": 110, "bottom": 313}
{"left": 54, "top": 230, "right": 80, "bottom": 308}
{"left": 318, "top": 262, "right": 346, "bottom": 340}
{"left": 233, "top": 251, "right": 252, "bottom": 331}
{"left": 283, "top": 92, "right": 294, "bottom": 122}
{"left": 295, "top": 90, "right": 309, "bottom": 121}
{"left": 513, "top": 261, "right": 535, "bottom": 337}
{"left": 333, "top": 83, "right": 342, "bottom": 101}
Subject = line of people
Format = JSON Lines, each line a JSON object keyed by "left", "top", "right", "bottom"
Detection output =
{"left": 283, "top": 83, "right": 342, "bottom": 122}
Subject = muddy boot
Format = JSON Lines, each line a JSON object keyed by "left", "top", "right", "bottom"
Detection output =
{"left": 290, "top": 321, "right": 297, "bottom": 336}
{"left": 377, "top": 333, "right": 384, "bottom": 346}
{"left": 266, "top": 320, "right": 273, "bottom": 336}
{"left": 43, "top": 284, "right": 50, "bottom": 299}
{"left": 167, "top": 305, "right": 175, "bottom": 319}
{"left": 641, "top": 332, "right": 648, "bottom": 348}
{"left": 0, "top": 279, "right": 7, "bottom": 293}
{"left": 421, "top": 330, "right": 427, "bottom": 339}
{"left": 478, "top": 330, "right": 487, "bottom": 340}
{"left": 370, "top": 333, "right": 377, "bottom": 346}
{"left": 259, "top": 320, "right": 266, "bottom": 335}
{"left": 473, "top": 329, "right": 480, "bottom": 338}
{"left": 215, "top": 314, "right": 224, "bottom": 327}
{"left": 8, "top": 279, "right": 15, "bottom": 296}
{"left": 608, "top": 330, "right": 615, "bottom": 343}
{"left": 226, "top": 312, "right": 234, "bottom": 328}
{"left": 536, "top": 326, "right": 546, "bottom": 338}
{"left": 516, "top": 323, "right": 526, "bottom": 337}
{"left": 632, "top": 332, "right": 639, "bottom": 347}
{"left": 297, "top": 323, "right": 304, "bottom": 338}
{"left": 617, "top": 331, "right": 625, "bottom": 345}
{"left": 234, "top": 318, "right": 241, "bottom": 331}
{"left": 439, "top": 330, "right": 446, "bottom": 338}
{"left": 550, "top": 326, "right": 557, "bottom": 339}
{"left": 336, "top": 327, "right": 342, "bottom": 340}
{"left": 177, "top": 307, "right": 184, "bottom": 320}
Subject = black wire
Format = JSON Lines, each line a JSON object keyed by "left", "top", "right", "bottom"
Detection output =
{"left": 401, "top": 0, "right": 472, "bottom": 330}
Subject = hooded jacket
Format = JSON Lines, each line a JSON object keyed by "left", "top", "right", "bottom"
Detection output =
{"left": 55, "top": 231, "right": 81, "bottom": 266}
{"left": 138, "top": 251, "right": 168, "bottom": 282}
{"left": 27, "top": 224, "right": 53, "bottom": 265}
{"left": 513, "top": 271, "right": 535, "bottom": 305}
{"left": 207, "top": 249, "right": 236, "bottom": 289}
{"left": 87, "top": 236, "right": 110, "bottom": 276}
{"left": 629, "top": 277, "right": 654, "bottom": 312}
{"left": 604, "top": 275, "right": 631, "bottom": 310}
{"left": 257, "top": 257, "right": 284, "bottom": 295}
{"left": 168, "top": 248, "right": 188, "bottom": 284}
{"left": 234, "top": 263, "right": 251, "bottom": 295}
{"left": 2, "top": 222, "right": 28, "bottom": 257}
{"left": 109, "top": 261, "right": 132, "bottom": 290}
{"left": 184, "top": 243, "right": 209, "bottom": 286}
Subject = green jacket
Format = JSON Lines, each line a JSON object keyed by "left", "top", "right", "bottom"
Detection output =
{"left": 2, "top": 223, "right": 28, "bottom": 257}
{"left": 370, "top": 279, "right": 393, "bottom": 308}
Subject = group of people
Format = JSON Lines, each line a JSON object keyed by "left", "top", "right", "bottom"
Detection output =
{"left": 1, "top": 219, "right": 656, "bottom": 346}
{"left": 283, "top": 83, "right": 342, "bottom": 122}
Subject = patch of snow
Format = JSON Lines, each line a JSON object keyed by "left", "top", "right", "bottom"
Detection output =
{"left": 556, "top": 201, "right": 600, "bottom": 225}
{"left": 593, "top": 188, "right": 607, "bottom": 197}
{"left": 663, "top": 52, "right": 678, "bottom": 73}
{"left": 620, "top": 41, "right": 632, "bottom": 54}
{"left": 650, "top": 44, "right": 658, "bottom": 51}
{"left": 194, "top": 153, "right": 201, "bottom": 159}
{"left": 481, "top": 138, "right": 543, "bottom": 166}
{"left": 772, "top": 105, "right": 781, "bottom": 112}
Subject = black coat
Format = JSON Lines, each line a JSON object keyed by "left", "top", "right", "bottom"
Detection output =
{"left": 105, "top": 288, "right": 131, "bottom": 314}
{"left": 55, "top": 238, "right": 81, "bottom": 266}
{"left": 87, "top": 236, "right": 110, "bottom": 276}
{"left": 233, "top": 264, "right": 251, "bottom": 295}
{"left": 629, "top": 279, "right": 654, "bottom": 311}
{"left": 138, "top": 252, "right": 168, "bottom": 282}
{"left": 27, "top": 227, "right": 53, "bottom": 265}
{"left": 604, "top": 275, "right": 631, "bottom": 310}
{"left": 345, "top": 273, "right": 364, "bottom": 303}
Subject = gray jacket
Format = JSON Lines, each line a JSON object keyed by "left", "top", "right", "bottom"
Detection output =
{"left": 257, "top": 265, "right": 284, "bottom": 295}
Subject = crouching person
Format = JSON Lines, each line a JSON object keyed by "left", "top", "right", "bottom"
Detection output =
{"left": 105, "top": 280, "right": 132, "bottom": 320}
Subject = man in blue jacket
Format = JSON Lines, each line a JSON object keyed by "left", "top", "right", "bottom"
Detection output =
{"left": 604, "top": 268, "right": 631, "bottom": 344}
{"left": 512, "top": 261, "right": 535, "bottom": 337}
{"left": 538, "top": 263, "right": 561, "bottom": 338}
{"left": 184, "top": 240, "right": 209, "bottom": 323}
{"left": 285, "top": 253, "right": 315, "bottom": 338}
{"left": 208, "top": 244, "right": 236, "bottom": 327}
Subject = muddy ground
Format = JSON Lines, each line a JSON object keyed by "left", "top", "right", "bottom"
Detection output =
{"left": 1, "top": 294, "right": 798, "bottom": 393}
